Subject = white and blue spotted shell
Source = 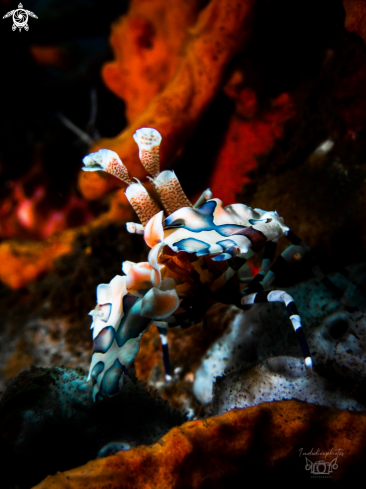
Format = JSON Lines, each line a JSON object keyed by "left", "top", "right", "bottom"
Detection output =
{"left": 83, "top": 128, "right": 289, "bottom": 401}
{"left": 143, "top": 199, "right": 289, "bottom": 260}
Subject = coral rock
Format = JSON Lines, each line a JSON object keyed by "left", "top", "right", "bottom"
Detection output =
{"left": 102, "top": 0, "right": 202, "bottom": 124}
{"left": 193, "top": 269, "right": 366, "bottom": 404}
{"left": 0, "top": 366, "right": 186, "bottom": 488}
{"left": 212, "top": 356, "right": 365, "bottom": 414}
{"left": 81, "top": 0, "right": 257, "bottom": 190}
{"left": 0, "top": 193, "right": 132, "bottom": 289}
{"left": 33, "top": 400, "right": 366, "bottom": 487}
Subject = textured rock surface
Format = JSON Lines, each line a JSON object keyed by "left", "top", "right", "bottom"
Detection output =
{"left": 212, "top": 356, "right": 365, "bottom": 415}
{"left": 0, "top": 366, "right": 186, "bottom": 489}
{"left": 0, "top": 201, "right": 134, "bottom": 290}
{"left": 0, "top": 223, "right": 147, "bottom": 391}
{"left": 81, "top": 0, "right": 257, "bottom": 189}
{"left": 33, "top": 400, "right": 366, "bottom": 488}
{"left": 193, "top": 266, "right": 366, "bottom": 405}
{"left": 102, "top": 0, "right": 202, "bottom": 124}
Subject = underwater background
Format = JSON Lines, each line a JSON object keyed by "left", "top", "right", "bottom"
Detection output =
{"left": 1, "top": 0, "right": 366, "bottom": 486}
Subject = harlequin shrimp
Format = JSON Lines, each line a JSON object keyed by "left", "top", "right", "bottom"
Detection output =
{"left": 82, "top": 128, "right": 348, "bottom": 401}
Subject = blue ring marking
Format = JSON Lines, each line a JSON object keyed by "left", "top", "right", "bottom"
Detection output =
{"left": 165, "top": 201, "right": 216, "bottom": 229}
{"left": 196, "top": 200, "right": 217, "bottom": 215}
{"left": 216, "top": 239, "right": 237, "bottom": 249}
{"left": 93, "top": 326, "right": 115, "bottom": 354}
{"left": 90, "top": 361, "right": 105, "bottom": 385}
{"left": 172, "top": 237, "right": 211, "bottom": 254}
{"left": 212, "top": 253, "right": 232, "bottom": 261}
{"left": 165, "top": 201, "right": 251, "bottom": 237}
{"left": 115, "top": 295, "right": 151, "bottom": 348}
{"left": 100, "top": 358, "right": 125, "bottom": 397}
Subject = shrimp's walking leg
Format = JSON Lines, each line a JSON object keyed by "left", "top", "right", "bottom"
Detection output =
{"left": 157, "top": 326, "right": 172, "bottom": 381}
{"left": 241, "top": 290, "right": 312, "bottom": 369}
